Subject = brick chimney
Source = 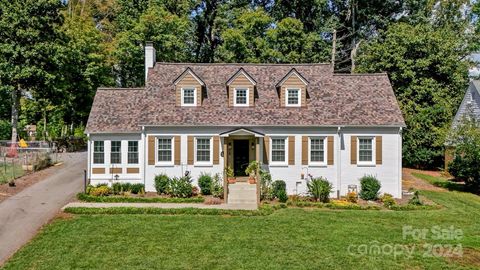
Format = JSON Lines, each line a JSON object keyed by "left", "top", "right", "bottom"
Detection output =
{"left": 145, "top": 41, "right": 156, "bottom": 83}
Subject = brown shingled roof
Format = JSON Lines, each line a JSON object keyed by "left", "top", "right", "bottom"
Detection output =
{"left": 86, "top": 63, "right": 405, "bottom": 133}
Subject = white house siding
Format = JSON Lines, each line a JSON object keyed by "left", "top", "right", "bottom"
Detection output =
{"left": 87, "top": 126, "right": 402, "bottom": 198}
{"left": 88, "top": 133, "right": 144, "bottom": 187}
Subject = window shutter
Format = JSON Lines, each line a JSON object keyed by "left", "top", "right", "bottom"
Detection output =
{"left": 174, "top": 136, "right": 181, "bottom": 165}
{"left": 351, "top": 136, "right": 357, "bottom": 165}
{"left": 327, "top": 136, "right": 334, "bottom": 165}
{"left": 376, "top": 136, "right": 383, "bottom": 165}
{"left": 187, "top": 136, "right": 194, "bottom": 165}
{"left": 279, "top": 88, "right": 285, "bottom": 107}
{"left": 302, "top": 136, "right": 308, "bottom": 165}
{"left": 213, "top": 136, "right": 220, "bottom": 165}
{"left": 263, "top": 136, "right": 270, "bottom": 164}
{"left": 301, "top": 88, "right": 307, "bottom": 107}
{"left": 148, "top": 136, "right": 155, "bottom": 165}
{"left": 288, "top": 136, "right": 295, "bottom": 165}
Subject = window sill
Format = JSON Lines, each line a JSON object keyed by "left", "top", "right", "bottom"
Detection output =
{"left": 269, "top": 163, "right": 289, "bottom": 167}
{"left": 155, "top": 163, "right": 175, "bottom": 167}
{"left": 308, "top": 163, "right": 328, "bottom": 168}
{"left": 194, "top": 163, "right": 214, "bottom": 167}
{"left": 356, "top": 163, "right": 376, "bottom": 167}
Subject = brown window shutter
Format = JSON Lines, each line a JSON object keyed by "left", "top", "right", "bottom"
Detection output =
{"left": 228, "top": 87, "right": 234, "bottom": 107}
{"left": 302, "top": 136, "right": 308, "bottom": 165}
{"left": 279, "top": 88, "right": 285, "bottom": 107}
{"left": 213, "top": 136, "right": 220, "bottom": 165}
{"left": 148, "top": 136, "right": 155, "bottom": 165}
{"left": 176, "top": 87, "right": 181, "bottom": 106}
{"left": 288, "top": 136, "right": 295, "bottom": 165}
{"left": 327, "top": 136, "right": 334, "bottom": 165}
{"left": 249, "top": 88, "right": 254, "bottom": 106}
{"left": 197, "top": 87, "right": 202, "bottom": 106}
{"left": 187, "top": 136, "right": 194, "bottom": 165}
{"left": 263, "top": 136, "right": 270, "bottom": 164}
{"left": 351, "top": 136, "right": 357, "bottom": 165}
{"left": 376, "top": 136, "right": 383, "bottom": 165}
{"left": 174, "top": 136, "right": 181, "bottom": 165}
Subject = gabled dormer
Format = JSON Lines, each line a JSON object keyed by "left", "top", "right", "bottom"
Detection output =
{"left": 226, "top": 68, "right": 257, "bottom": 107}
{"left": 275, "top": 68, "right": 309, "bottom": 107}
{"left": 174, "top": 68, "right": 205, "bottom": 107}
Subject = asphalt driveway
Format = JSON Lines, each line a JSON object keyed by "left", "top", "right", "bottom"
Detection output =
{"left": 0, "top": 152, "right": 86, "bottom": 265}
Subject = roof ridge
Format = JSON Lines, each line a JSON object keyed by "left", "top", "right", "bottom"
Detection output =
{"left": 154, "top": 62, "right": 331, "bottom": 66}
{"left": 333, "top": 73, "right": 388, "bottom": 76}
{"left": 97, "top": 87, "right": 145, "bottom": 91}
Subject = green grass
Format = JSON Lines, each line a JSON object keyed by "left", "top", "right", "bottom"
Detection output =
{"left": 412, "top": 172, "right": 465, "bottom": 191}
{"left": 77, "top": 193, "right": 205, "bottom": 203}
{"left": 0, "top": 162, "right": 25, "bottom": 184}
{"left": 3, "top": 190, "right": 480, "bottom": 269}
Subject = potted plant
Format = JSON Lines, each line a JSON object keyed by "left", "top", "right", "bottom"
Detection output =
{"left": 225, "top": 166, "right": 235, "bottom": 184}
{"left": 245, "top": 161, "right": 259, "bottom": 184}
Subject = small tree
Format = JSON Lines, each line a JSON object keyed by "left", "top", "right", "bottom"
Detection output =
{"left": 307, "top": 177, "right": 332, "bottom": 202}
{"left": 448, "top": 114, "right": 480, "bottom": 193}
{"left": 198, "top": 173, "right": 213, "bottom": 195}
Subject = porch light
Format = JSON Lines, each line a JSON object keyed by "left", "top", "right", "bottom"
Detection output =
{"left": 251, "top": 142, "right": 255, "bottom": 150}
{"left": 114, "top": 174, "right": 119, "bottom": 181}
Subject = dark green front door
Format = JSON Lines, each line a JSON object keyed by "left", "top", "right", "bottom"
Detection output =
{"left": 233, "top": 140, "right": 249, "bottom": 176}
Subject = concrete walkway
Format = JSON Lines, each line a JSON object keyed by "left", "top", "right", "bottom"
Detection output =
{"left": 63, "top": 202, "right": 258, "bottom": 211}
{"left": 0, "top": 152, "right": 86, "bottom": 265}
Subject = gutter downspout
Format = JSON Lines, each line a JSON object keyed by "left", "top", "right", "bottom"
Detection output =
{"left": 337, "top": 126, "right": 342, "bottom": 198}
{"left": 142, "top": 126, "right": 146, "bottom": 187}
{"left": 398, "top": 127, "right": 403, "bottom": 198}
{"left": 87, "top": 133, "right": 91, "bottom": 183}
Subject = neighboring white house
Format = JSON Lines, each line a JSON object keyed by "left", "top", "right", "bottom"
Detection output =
{"left": 85, "top": 42, "right": 405, "bottom": 201}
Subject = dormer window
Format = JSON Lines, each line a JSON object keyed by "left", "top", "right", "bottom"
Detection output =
{"left": 286, "top": 88, "right": 300, "bottom": 107}
{"left": 181, "top": 88, "right": 196, "bottom": 106}
{"left": 234, "top": 88, "right": 249, "bottom": 106}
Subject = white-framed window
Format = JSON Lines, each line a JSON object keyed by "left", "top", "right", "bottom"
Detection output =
{"left": 309, "top": 137, "right": 326, "bottom": 165}
{"left": 110, "top": 141, "right": 121, "bottom": 164}
{"left": 270, "top": 137, "right": 287, "bottom": 165}
{"left": 157, "top": 137, "right": 173, "bottom": 164}
{"left": 181, "top": 87, "right": 197, "bottom": 106}
{"left": 234, "top": 88, "right": 249, "bottom": 106}
{"left": 358, "top": 137, "right": 375, "bottom": 165}
{"left": 93, "top": 141, "right": 104, "bottom": 164}
{"left": 128, "top": 141, "right": 138, "bottom": 164}
{"left": 286, "top": 88, "right": 301, "bottom": 107}
{"left": 195, "top": 137, "right": 212, "bottom": 165}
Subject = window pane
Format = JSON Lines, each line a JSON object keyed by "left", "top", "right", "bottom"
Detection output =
{"left": 287, "top": 89, "right": 299, "bottom": 105}
{"left": 196, "top": 138, "right": 211, "bottom": 162}
{"left": 236, "top": 89, "right": 247, "bottom": 104}
{"left": 111, "top": 141, "right": 121, "bottom": 164}
{"left": 128, "top": 141, "right": 138, "bottom": 164}
{"left": 271, "top": 138, "right": 285, "bottom": 162}
{"left": 310, "top": 138, "right": 324, "bottom": 162}
{"left": 93, "top": 141, "right": 104, "bottom": 164}
{"left": 183, "top": 89, "right": 195, "bottom": 104}
{"left": 158, "top": 138, "right": 172, "bottom": 162}
{"left": 359, "top": 138, "right": 373, "bottom": 162}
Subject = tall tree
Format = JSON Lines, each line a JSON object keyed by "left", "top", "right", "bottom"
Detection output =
{"left": 0, "top": 0, "right": 64, "bottom": 143}
{"left": 356, "top": 22, "right": 470, "bottom": 168}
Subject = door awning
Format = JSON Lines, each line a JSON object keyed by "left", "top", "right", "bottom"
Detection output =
{"left": 219, "top": 128, "right": 265, "bottom": 138}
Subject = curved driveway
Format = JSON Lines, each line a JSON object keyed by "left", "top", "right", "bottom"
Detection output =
{"left": 0, "top": 152, "right": 86, "bottom": 265}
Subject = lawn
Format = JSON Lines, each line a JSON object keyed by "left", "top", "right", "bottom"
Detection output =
{"left": 412, "top": 172, "right": 465, "bottom": 192}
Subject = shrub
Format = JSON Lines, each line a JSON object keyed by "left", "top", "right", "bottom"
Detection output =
{"left": 89, "top": 185, "right": 112, "bottom": 196}
{"left": 211, "top": 173, "right": 224, "bottom": 199}
{"left": 277, "top": 189, "right": 288, "bottom": 203}
{"left": 260, "top": 170, "right": 273, "bottom": 200}
{"left": 170, "top": 176, "right": 194, "bottom": 198}
{"left": 272, "top": 180, "right": 286, "bottom": 199}
{"left": 359, "top": 175, "right": 381, "bottom": 201}
{"left": 346, "top": 192, "right": 358, "bottom": 203}
{"left": 408, "top": 190, "right": 423, "bottom": 205}
{"left": 0, "top": 120, "right": 11, "bottom": 140}
{"left": 204, "top": 197, "right": 222, "bottom": 205}
{"left": 154, "top": 174, "right": 170, "bottom": 195}
{"left": 198, "top": 173, "right": 213, "bottom": 195}
{"left": 307, "top": 177, "right": 332, "bottom": 202}
{"left": 130, "top": 183, "right": 145, "bottom": 194}
{"left": 380, "top": 193, "right": 396, "bottom": 208}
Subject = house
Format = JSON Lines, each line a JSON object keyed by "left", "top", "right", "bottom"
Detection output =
{"left": 85, "top": 42, "right": 405, "bottom": 204}
{"left": 446, "top": 80, "right": 480, "bottom": 168}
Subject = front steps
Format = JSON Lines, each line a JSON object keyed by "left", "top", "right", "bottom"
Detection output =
{"left": 227, "top": 182, "right": 257, "bottom": 209}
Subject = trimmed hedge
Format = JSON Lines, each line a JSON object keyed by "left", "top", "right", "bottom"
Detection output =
{"left": 77, "top": 193, "right": 204, "bottom": 203}
{"left": 64, "top": 205, "right": 275, "bottom": 216}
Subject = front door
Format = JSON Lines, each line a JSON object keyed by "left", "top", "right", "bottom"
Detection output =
{"left": 233, "top": 140, "right": 249, "bottom": 176}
